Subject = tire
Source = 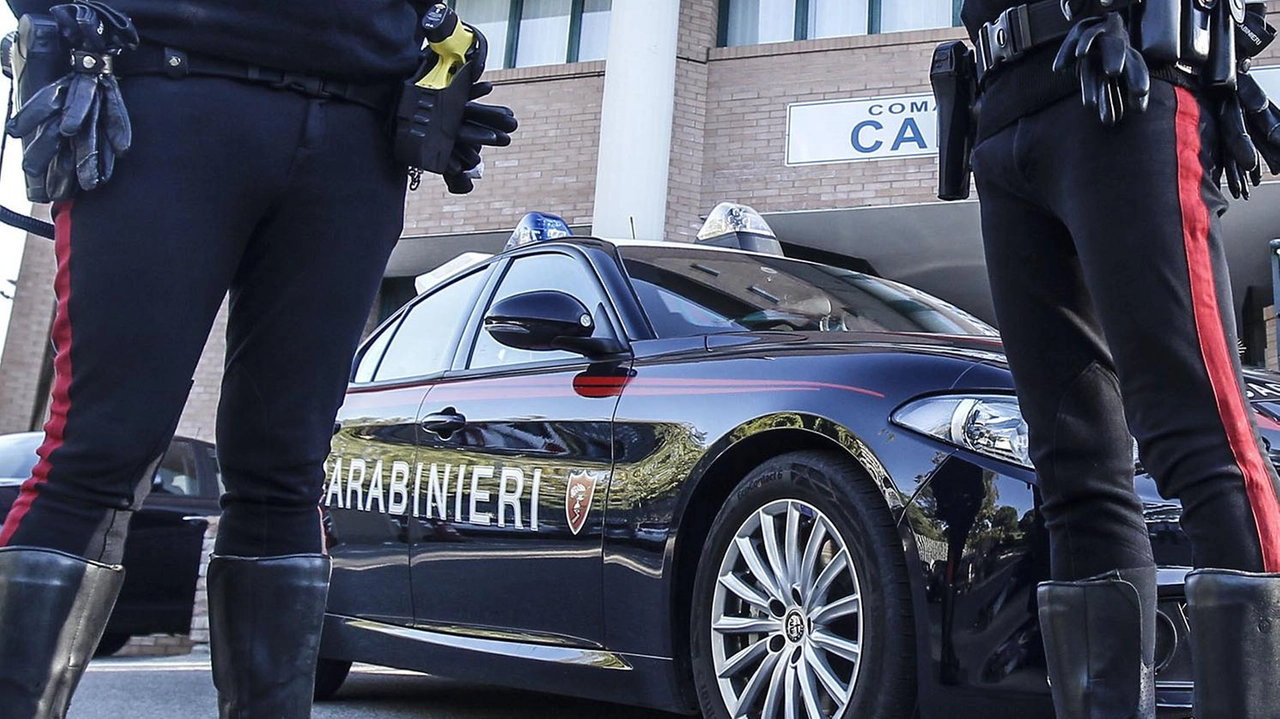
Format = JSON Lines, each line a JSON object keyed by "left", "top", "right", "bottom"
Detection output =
{"left": 94, "top": 632, "right": 131, "bottom": 657}
{"left": 690, "top": 450, "right": 916, "bottom": 719}
{"left": 314, "top": 658, "right": 352, "bottom": 701}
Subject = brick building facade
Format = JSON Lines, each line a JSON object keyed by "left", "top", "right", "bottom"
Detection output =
{"left": 4, "top": 0, "right": 1280, "bottom": 440}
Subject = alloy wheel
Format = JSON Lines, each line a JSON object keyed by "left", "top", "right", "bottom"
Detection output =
{"left": 710, "top": 499, "right": 864, "bottom": 719}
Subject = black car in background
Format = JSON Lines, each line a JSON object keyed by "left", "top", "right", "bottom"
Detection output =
{"left": 0, "top": 432, "right": 222, "bottom": 655}
{"left": 313, "top": 213, "right": 1280, "bottom": 718}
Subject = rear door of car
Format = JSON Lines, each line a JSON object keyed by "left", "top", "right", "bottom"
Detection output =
{"left": 326, "top": 266, "right": 493, "bottom": 627}
{"left": 114, "top": 438, "right": 222, "bottom": 636}
{"left": 410, "top": 248, "right": 631, "bottom": 647}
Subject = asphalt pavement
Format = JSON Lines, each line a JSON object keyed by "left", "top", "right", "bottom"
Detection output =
{"left": 69, "top": 651, "right": 686, "bottom": 719}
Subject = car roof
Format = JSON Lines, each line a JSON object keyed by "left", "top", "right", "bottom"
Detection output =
{"left": 523, "top": 235, "right": 796, "bottom": 263}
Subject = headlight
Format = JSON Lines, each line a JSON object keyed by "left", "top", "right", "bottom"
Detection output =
{"left": 892, "top": 395, "right": 1032, "bottom": 469}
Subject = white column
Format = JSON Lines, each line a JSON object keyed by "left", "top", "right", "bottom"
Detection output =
{"left": 590, "top": 0, "right": 681, "bottom": 241}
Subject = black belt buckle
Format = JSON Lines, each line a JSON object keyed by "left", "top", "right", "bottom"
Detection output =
{"left": 273, "top": 72, "right": 330, "bottom": 99}
{"left": 977, "top": 5, "right": 1033, "bottom": 78}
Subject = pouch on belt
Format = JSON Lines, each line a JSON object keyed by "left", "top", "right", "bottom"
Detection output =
{"left": 2, "top": 0, "right": 137, "bottom": 203}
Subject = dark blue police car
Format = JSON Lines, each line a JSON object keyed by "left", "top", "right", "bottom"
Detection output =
{"left": 316, "top": 205, "right": 1280, "bottom": 718}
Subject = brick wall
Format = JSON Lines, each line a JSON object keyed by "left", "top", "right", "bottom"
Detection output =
{"left": 0, "top": 222, "right": 56, "bottom": 435}
{"left": 401, "top": 62, "right": 606, "bottom": 236}
{"left": 704, "top": 26, "right": 964, "bottom": 214}
{"left": 175, "top": 303, "right": 227, "bottom": 443}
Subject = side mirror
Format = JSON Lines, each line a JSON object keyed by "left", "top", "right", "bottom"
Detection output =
{"left": 484, "top": 290, "right": 626, "bottom": 359}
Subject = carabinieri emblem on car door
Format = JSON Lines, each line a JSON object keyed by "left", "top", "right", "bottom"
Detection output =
{"left": 565, "top": 469, "right": 598, "bottom": 536}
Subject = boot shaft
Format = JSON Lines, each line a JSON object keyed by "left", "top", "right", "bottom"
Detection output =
{"left": 0, "top": 547, "right": 124, "bottom": 719}
{"left": 1037, "top": 567, "right": 1157, "bottom": 719}
{"left": 208, "top": 553, "right": 330, "bottom": 719}
{"left": 1185, "top": 569, "right": 1280, "bottom": 719}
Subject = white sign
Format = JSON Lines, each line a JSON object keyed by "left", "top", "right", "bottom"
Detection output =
{"left": 786, "top": 93, "right": 938, "bottom": 166}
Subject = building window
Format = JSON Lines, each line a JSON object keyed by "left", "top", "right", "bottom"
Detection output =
{"left": 450, "top": 0, "right": 612, "bottom": 69}
{"left": 725, "top": 0, "right": 799, "bottom": 46}
{"left": 877, "top": 0, "right": 954, "bottom": 34}
{"left": 577, "top": 0, "right": 611, "bottom": 61}
{"left": 454, "top": 0, "right": 511, "bottom": 70}
{"left": 809, "top": 0, "right": 869, "bottom": 39}
{"left": 719, "top": 0, "right": 958, "bottom": 46}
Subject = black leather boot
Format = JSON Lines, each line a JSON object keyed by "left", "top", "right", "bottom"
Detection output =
{"left": 1185, "top": 569, "right": 1280, "bottom": 719}
{"left": 208, "top": 554, "right": 331, "bottom": 719}
{"left": 1037, "top": 567, "right": 1157, "bottom": 719}
{"left": 0, "top": 546, "right": 125, "bottom": 719}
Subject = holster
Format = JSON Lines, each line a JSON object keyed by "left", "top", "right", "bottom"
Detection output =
{"left": 392, "top": 62, "right": 476, "bottom": 175}
{"left": 1137, "top": 0, "right": 1240, "bottom": 88}
{"left": 3, "top": 14, "right": 70, "bottom": 203}
{"left": 7, "top": 15, "right": 68, "bottom": 110}
{"left": 392, "top": 10, "right": 487, "bottom": 177}
{"left": 931, "top": 41, "right": 977, "bottom": 202}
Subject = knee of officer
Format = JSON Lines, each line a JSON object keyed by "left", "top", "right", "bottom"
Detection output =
{"left": 37, "top": 416, "right": 184, "bottom": 509}
{"left": 216, "top": 365, "right": 340, "bottom": 488}
{"left": 1032, "top": 362, "right": 1136, "bottom": 491}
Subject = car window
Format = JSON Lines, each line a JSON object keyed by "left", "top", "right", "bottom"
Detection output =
{"left": 373, "top": 270, "right": 488, "bottom": 382}
{"left": 469, "top": 252, "right": 608, "bottom": 369}
{"left": 619, "top": 246, "right": 998, "bottom": 338}
{"left": 352, "top": 318, "right": 399, "bottom": 384}
{"left": 0, "top": 434, "right": 40, "bottom": 479}
{"left": 153, "top": 441, "right": 219, "bottom": 499}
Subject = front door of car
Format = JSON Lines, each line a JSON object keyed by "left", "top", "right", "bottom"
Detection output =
{"left": 325, "top": 267, "right": 492, "bottom": 627}
{"left": 411, "top": 250, "right": 628, "bottom": 647}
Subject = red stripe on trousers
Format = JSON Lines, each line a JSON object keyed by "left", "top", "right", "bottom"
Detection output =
{"left": 1174, "top": 87, "right": 1280, "bottom": 571}
{"left": 0, "top": 202, "right": 76, "bottom": 546}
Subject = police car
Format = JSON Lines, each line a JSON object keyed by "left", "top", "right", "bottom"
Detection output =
{"left": 316, "top": 205, "right": 1280, "bottom": 718}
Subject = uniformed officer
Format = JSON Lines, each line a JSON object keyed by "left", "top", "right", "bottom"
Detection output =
{"left": 0, "top": 1, "right": 515, "bottom": 717}
{"left": 956, "top": 0, "right": 1280, "bottom": 716}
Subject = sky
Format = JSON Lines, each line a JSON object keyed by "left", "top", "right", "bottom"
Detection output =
{"left": 0, "top": 15, "right": 29, "bottom": 358}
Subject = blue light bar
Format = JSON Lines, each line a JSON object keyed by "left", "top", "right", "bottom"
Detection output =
{"left": 505, "top": 212, "right": 571, "bottom": 250}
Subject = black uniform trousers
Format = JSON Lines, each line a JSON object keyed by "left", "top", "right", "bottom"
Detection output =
{"left": 972, "top": 79, "right": 1280, "bottom": 578}
{"left": 0, "top": 74, "right": 406, "bottom": 563}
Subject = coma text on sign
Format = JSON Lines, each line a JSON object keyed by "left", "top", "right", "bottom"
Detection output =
{"left": 786, "top": 93, "right": 938, "bottom": 166}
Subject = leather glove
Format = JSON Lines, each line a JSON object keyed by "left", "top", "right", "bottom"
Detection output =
{"left": 1236, "top": 72, "right": 1280, "bottom": 175}
{"left": 440, "top": 81, "right": 518, "bottom": 194}
{"left": 1216, "top": 93, "right": 1262, "bottom": 199}
{"left": 1237, "top": 2, "right": 1276, "bottom": 60}
{"left": 1053, "top": 12, "right": 1150, "bottom": 126}
{"left": 5, "top": 0, "right": 136, "bottom": 202}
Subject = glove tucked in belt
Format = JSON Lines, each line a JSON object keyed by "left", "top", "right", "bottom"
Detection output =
{"left": 6, "top": 0, "right": 137, "bottom": 203}
{"left": 1053, "top": 10, "right": 1150, "bottom": 126}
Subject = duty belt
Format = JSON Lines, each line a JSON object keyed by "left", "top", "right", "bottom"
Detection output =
{"left": 976, "top": 0, "right": 1141, "bottom": 82}
{"left": 113, "top": 45, "right": 396, "bottom": 112}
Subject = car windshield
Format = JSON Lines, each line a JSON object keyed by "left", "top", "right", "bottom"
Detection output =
{"left": 0, "top": 434, "right": 41, "bottom": 479}
{"left": 619, "top": 245, "right": 998, "bottom": 338}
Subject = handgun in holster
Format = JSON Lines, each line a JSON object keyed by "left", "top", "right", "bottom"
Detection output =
{"left": 393, "top": 3, "right": 486, "bottom": 176}
{"left": 931, "top": 41, "right": 977, "bottom": 202}
{"left": 1137, "top": 0, "right": 1243, "bottom": 89}
{"left": 3, "top": 14, "right": 67, "bottom": 107}
{"left": 1, "top": 14, "right": 70, "bottom": 203}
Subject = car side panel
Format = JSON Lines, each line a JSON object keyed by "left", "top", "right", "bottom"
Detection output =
{"left": 605, "top": 340, "right": 976, "bottom": 659}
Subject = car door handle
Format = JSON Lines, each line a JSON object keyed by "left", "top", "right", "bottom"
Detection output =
{"left": 421, "top": 410, "right": 466, "bottom": 436}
